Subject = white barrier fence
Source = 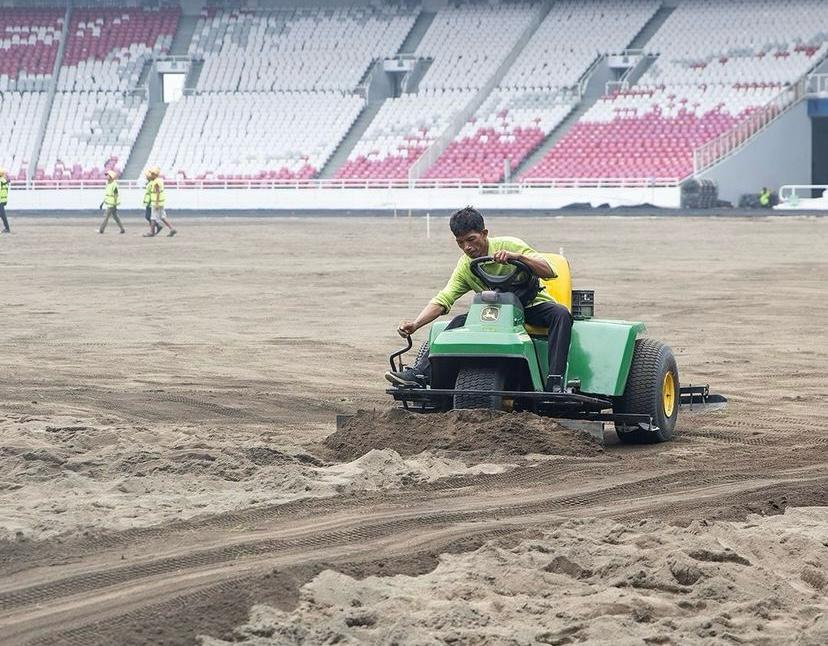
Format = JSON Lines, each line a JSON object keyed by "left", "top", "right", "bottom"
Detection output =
{"left": 11, "top": 177, "right": 681, "bottom": 191}
{"left": 775, "top": 184, "right": 828, "bottom": 210}
{"left": 7, "top": 180, "right": 683, "bottom": 211}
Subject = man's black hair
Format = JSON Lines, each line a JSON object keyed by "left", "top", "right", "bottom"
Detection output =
{"left": 449, "top": 206, "right": 485, "bottom": 236}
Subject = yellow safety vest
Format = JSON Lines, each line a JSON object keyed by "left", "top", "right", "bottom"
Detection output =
{"left": 151, "top": 177, "right": 166, "bottom": 207}
{"left": 143, "top": 181, "right": 152, "bottom": 206}
{"left": 0, "top": 177, "right": 8, "bottom": 204}
{"left": 104, "top": 181, "right": 120, "bottom": 207}
{"left": 759, "top": 191, "right": 770, "bottom": 206}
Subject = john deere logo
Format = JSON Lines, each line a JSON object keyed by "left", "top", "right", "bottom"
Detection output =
{"left": 481, "top": 306, "right": 500, "bottom": 322}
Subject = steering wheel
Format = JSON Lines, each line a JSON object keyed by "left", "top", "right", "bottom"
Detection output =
{"left": 469, "top": 256, "right": 536, "bottom": 293}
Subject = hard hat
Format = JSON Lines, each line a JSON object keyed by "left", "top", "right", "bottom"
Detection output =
{"left": 106, "top": 170, "right": 118, "bottom": 179}
{"left": 144, "top": 169, "right": 153, "bottom": 179}
{"left": 149, "top": 166, "right": 161, "bottom": 175}
{"left": 0, "top": 167, "right": 6, "bottom": 176}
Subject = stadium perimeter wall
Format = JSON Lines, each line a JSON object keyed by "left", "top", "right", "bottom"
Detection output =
{"left": 10, "top": 186, "right": 682, "bottom": 211}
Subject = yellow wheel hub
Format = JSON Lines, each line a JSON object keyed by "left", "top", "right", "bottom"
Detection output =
{"left": 662, "top": 372, "right": 676, "bottom": 417}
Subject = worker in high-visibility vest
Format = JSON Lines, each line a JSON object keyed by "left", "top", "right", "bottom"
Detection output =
{"left": 142, "top": 169, "right": 161, "bottom": 235}
{"left": 98, "top": 170, "right": 125, "bottom": 234}
{"left": 0, "top": 167, "right": 10, "bottom": 233}
{"left": 758, "top": 187, "right": 771, "bottom": 208}
{"left": 143, "top": 166, "right": 177, "bottom": 237}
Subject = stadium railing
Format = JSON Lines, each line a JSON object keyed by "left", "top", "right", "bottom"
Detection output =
{"left": 692, "top": 77, "right": 807, "bottom": 176}
{"left": 806, "top": 73, "right": 828, "bottom": 96}
{"left": 14, "top": 177, "right": 682, "bottom": 191}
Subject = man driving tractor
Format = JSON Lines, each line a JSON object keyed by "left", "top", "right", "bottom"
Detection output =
{"left": 386, "top": 207, "right": 573, "bottom": 392}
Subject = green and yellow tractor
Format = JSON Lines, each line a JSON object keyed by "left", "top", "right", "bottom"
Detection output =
{"left": 387, "top": 254, "right": 725, "bottom": 443}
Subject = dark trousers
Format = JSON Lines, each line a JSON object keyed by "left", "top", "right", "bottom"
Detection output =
{"left": 416, "top": 301, "right": 573, "bottom": 382}
{"left": 0, "top": 203, "right": 8, "bottom": 231}
{"left": 145, "top": 205, "right": 152, "bottom": 222}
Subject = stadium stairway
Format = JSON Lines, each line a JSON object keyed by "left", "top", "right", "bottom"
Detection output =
{"left": 28, "top": 3, "right": 71, "bottom": 185}
{"left": 627, "top": 4, "right": 675, "bottom": 51}
{"left": 410, "top": 0, "right": 554, "bottom": 181}
{"left": 401, "top": 59, "right": 432, "bottom": 94}
{"left": 119, "top": 12, "right": 198, "bottom": 181}
{"left": 513, "top": 59, "right": 612, "bottom": 180}
{"left": 137, "top": 59, "right": 153, "bottom": 87}
{"left": 169, "top": 14, "right": 199, "bottom": 56}
{"left": 185, "top": 60, "right": 204, "bottom": 90}
{"left": 513, "top": 5, "right": 675, "bottom": 182}
{"left": 398, "top": 11, "right": 435, "bottom": 55}
{"left": 608, "top": 6, "right": 675, "bottom": 94}
{"left": 318, "top": 100, "right": 386, "bottom": 179}
{"left": 122, "top": 104, "right": 167, "bottom": 180}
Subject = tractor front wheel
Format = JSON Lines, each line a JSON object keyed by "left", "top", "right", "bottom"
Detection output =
{"left": 614, "top": 338, "right": 679, "bottom": 443}
{"left": 454, "top": 366, "right": 504, "bottom": 410}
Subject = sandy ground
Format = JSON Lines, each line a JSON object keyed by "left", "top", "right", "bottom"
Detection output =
{"left": 0, "top": 214, "right": 826, "bottom": 645}
{"left": 202, "top": 509, "right": 828, "bottom": 646}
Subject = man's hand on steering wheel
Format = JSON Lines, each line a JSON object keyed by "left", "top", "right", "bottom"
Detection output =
{"left": 492, "top": 250, "right": 520, "bottom": 264}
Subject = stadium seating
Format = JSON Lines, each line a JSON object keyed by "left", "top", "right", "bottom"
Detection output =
{"left": 415, "top": 3, "right": 538, "bottom": 92}
{"left": 422, "top": 0, "right": 660, "bottom": 181}
{"left": 422, "top": 90, "right": 574, "bottom": 182}
{"left": 10, "top": 0, "right": 828, "bottom": 185}
{"left": 137, "top": 3, "right": 417, "bottom": 180}
{"left": 0, "top": 8, "right": 63, "bottom": 92}
{"left": 336, "top": 91, "right": 473, "bottom": 180}
{"left": 57, "top": 7, "right": 179, "bottom": 91}
{"left": 146, "top": 92, "right": 363, "bottom": 180}
{"left": 336, "top": 2, "right": 537, "bottom": 180}
{"left": 190, "top": 5, "right": 415, "bottom": 92}
{"left": 639, "top": 0, "right": 828, "bottom": 87}
{"left": 523, "top": 0, "right": 828, "bottom": 181}
{"left": 36, "top": 6, "right": 178, "bottom": 179}
{"left": 38, "top": 91, "right": 148, "bottom": 180}
{"left": 498, "top": 0, "right": 660, "bottom": 91}
{"left": 0, "top": 92, "right": 48, "bottom": 180}
{"left": 523, "top": 85, "right": 779, "bottom": 180}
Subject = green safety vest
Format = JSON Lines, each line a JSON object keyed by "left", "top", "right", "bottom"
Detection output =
{"left": 151, "top": 177, "right": 166, "bottom": 207}
{"left": 759, "top": 191, "right": 770, "bottom": 206}
{"left": 104, "top": 181, "right": 120, "bottom": 207}
{"left": 0, "top": 177, "right": 8, "bottom": 204}
{"left": 143, "top": 182, "right": 152, "bottom": 206}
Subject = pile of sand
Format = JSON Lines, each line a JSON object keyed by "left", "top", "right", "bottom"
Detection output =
{"left": 324, "top": 409, "right": 601, "bottom": 461}
{"left": 0, "top": 415, "right": 506, "bottom": 541}
{"left": 201, "top": 507, "right": 828, "bottom": 646}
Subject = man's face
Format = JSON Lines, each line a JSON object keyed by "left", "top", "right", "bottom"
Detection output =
{"left": 455, "top": 229, "right": 489, "bottom": 258}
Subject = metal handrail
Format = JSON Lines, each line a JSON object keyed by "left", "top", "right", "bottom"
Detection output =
{"left": 778, "top": 184, "right": 828, "bottom": 203}
{"left": 692, "top": 78, "right": 805, "bottom": 175}
{"left": 15, "top": 177, "right": 681, "bottom": 191}
{"left": 806, "top": 73, "right": 828, "bottom": 96}
{"left": 578, "top": 54, "right": 605, "bottom": 98}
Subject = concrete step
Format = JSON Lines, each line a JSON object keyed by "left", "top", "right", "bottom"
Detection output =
{"left": 628, "top": 5, "right": 675, "bottom": 51}
{"left": 122, "top": 104, "right": 167, "bottom": 180}
{"left": 398, "top": 11, "right": 436, "bottom": 54}
{"left": 185, "top": 60, "right": 204, "bottom": 89}
{"left": 317, "top": 100, "right": 385, "bottom": 179}
{"left": 137, "top": 59, "right": 154, "bottom": 86}
{"left": 169, "top": 15, "right": 199, "bottom": 56}
{"left": 403, "top": 58, "right": 432, "bottom": 94}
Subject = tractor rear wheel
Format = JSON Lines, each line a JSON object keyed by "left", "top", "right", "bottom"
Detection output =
{"left": 454, "top": 366, "right": 504, "bottom": 410}
{"left": 614, "top": 338, "right": 679, "bottom": 443}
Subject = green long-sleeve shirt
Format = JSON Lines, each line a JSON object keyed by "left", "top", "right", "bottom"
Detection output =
{"left": 431, "top": 236, "right": 554, "bottom": 313}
